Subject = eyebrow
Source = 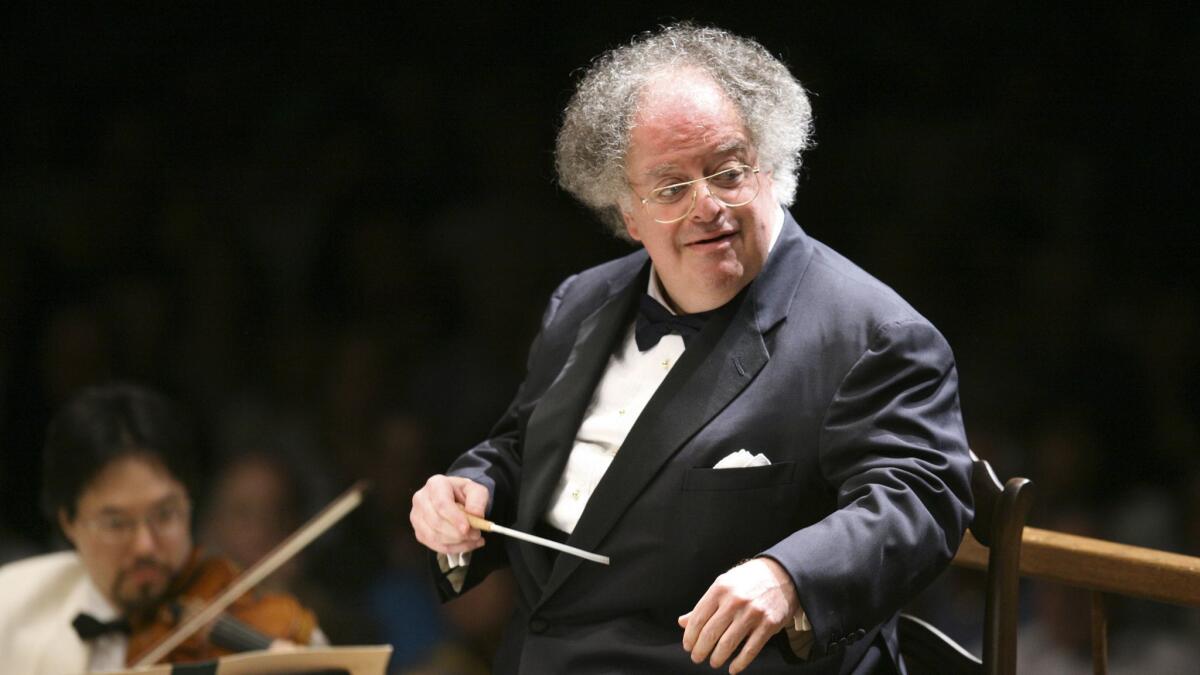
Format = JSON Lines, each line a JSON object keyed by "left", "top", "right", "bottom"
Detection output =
{"left": 94, "top": 494, "right": 185, "bottom": 516}
{"left": 642, "top": 139, "right": 750, "bottom": 179}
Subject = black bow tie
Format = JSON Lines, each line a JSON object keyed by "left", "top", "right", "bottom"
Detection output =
{"left": 634, "top": 294, "right": 715, "bottom": 351}
{"left": 72, "top": 613, "right": 131, "bottom": 640}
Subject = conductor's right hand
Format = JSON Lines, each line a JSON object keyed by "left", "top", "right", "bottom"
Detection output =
{"left": 410, "top": 475, "right": 489, "bottom": 555}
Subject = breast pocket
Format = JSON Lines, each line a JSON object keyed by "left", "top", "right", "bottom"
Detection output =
{"left": 682, "top": 461, "right": 796, "bottom": 491}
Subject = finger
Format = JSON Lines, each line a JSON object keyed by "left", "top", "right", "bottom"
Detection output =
{"left": 683, "top": 581, "right": 728, "bottom": 652}
{"left": 416, "top": 510, "right": 483, "bottom": 554}
{"left": 266, "top": 639, "right": 299, "bottom": 653}
{"left": 410, "top": 493, "right": 446, "bottom": 549}
{"left": 459, "top": 479, "right": 490, "bottom": 518}
{"left": 449, "top": 479, "right": 490, "bottom": 544}
{"left": 441, "top": 539, "right": 485, "bottom": 555}
{"left": 677, "top": 612, "right": 690, "bottom": 628}
{"left": 682, "top": 592, "right": 718, "bottom": 652}
{"left": 689, "top": 605, "right": 735, "bottom": 666}
{"left": 445, "top": 479, "right": 489, "bottom": 541}
{"left": 728, "top": 624, "right": 774, "bottom": 675}
{"left": 429, "top": 508, "right": 482, "bottom": 546}
{"left": 440, "top": 478, "right": 490, "bottom": 540}
{"left": 708, "top": 610, "right": 753, "bottom": 669}
{"left": 429, "top": 478, "right": 473, "bottom": 535}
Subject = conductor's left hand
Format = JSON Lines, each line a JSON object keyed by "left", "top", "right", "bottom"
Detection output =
{"left": 678, "top": 557, "right": 799, "bottom": 674}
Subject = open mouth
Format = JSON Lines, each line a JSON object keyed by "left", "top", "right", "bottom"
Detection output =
{"left": 689, "top": 230, "right": 737, "bottom": 247}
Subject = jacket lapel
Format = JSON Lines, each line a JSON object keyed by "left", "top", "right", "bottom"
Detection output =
{"left": 515, "top": 267, "right": 645, "bottom": 585}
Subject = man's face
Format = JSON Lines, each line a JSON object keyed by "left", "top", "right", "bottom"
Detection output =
{"left": 60, "top": 456, "right": 193, "bottom": 614}
{"left": 621, "top": 71, "right": 778, "bottom": 313}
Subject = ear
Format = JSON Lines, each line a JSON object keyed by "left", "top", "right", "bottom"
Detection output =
{"left": 621, "top": 210, "right": 643, "bottom": 243}
{"left": 58, "top": 508, "right": 79, "bottom": 547}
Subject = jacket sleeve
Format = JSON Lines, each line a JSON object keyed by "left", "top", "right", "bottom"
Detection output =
{"left": 760, "top": 318, "right": 974, "bottom": 656}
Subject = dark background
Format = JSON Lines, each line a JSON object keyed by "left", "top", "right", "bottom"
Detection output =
{"left": 2, "top": 3, "right": 1197, "bottom": 672}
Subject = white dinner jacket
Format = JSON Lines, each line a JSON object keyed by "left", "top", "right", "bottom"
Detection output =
{"left": 0, "top": 551, "right": 94, "bottom": 674}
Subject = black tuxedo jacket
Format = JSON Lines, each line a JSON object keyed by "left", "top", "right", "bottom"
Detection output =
{"left": 438, "top": 211, "right": 973, "bottom": 674}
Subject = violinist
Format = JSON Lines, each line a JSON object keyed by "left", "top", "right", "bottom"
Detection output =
{"left": 0, "top": 383, "right": 326, "bottom": 673}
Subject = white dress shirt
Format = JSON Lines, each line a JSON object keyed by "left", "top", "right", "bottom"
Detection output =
{"left": 543, "top": 270, "right": 686, "bottom": 534}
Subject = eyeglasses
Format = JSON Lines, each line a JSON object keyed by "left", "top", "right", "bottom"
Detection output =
{"left": 78, "top": 499, "right": 191, "bottom": 546}
{"left": 638, "top": 164, "right": 761, "bottom": 224}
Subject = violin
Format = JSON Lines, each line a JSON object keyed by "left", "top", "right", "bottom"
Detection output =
{"left": 124, "top": 481, "right": 365, "bottom": 667}
{"left": 125, "top": 550, "right": 317, "bottom": 665}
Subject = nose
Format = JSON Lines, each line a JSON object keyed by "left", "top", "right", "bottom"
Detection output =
{"left": 689, "top": 183, "right": 723, "bottom": 222}
{"left": 129, "top": 518, "right": 159, "bottom": 555}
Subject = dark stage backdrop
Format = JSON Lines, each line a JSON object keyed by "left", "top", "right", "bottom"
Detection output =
{"left": 1, "top": 1, "right": 1197, "bottom": 663}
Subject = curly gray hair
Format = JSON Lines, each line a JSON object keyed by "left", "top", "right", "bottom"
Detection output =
{"left": 555, "top": 23, "right": 814, "bottom": 238}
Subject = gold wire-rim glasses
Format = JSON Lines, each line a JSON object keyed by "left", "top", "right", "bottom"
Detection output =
{"left": 638, "top": 164, "right": 761, "bottom": 224}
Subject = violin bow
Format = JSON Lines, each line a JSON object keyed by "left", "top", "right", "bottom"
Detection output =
{"left": 133, "top": 480, "right": 368, "bottom": 666}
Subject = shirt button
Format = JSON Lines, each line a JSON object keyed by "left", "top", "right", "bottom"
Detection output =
{"left": 529, "top": 617, "right": 548, "bottom": 634}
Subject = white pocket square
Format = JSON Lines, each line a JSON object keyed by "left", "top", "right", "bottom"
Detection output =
{"left": 713, "top": 449, "right": 771, "bottom": 469}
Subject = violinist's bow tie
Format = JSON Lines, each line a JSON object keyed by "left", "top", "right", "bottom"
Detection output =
{"left": 72, "top": 613, "right": 131, "bottom": 640}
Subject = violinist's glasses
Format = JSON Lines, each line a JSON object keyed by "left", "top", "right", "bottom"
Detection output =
{"left": 79, "top": 499, "right": 191, "bottom": 545}
{"left": 636, "top": 164, "right": 761, "bottom": 224}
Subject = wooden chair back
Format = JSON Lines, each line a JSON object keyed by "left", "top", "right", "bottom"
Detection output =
{"left": 900, "top": 452, "right": 1034, "bottom": 675}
